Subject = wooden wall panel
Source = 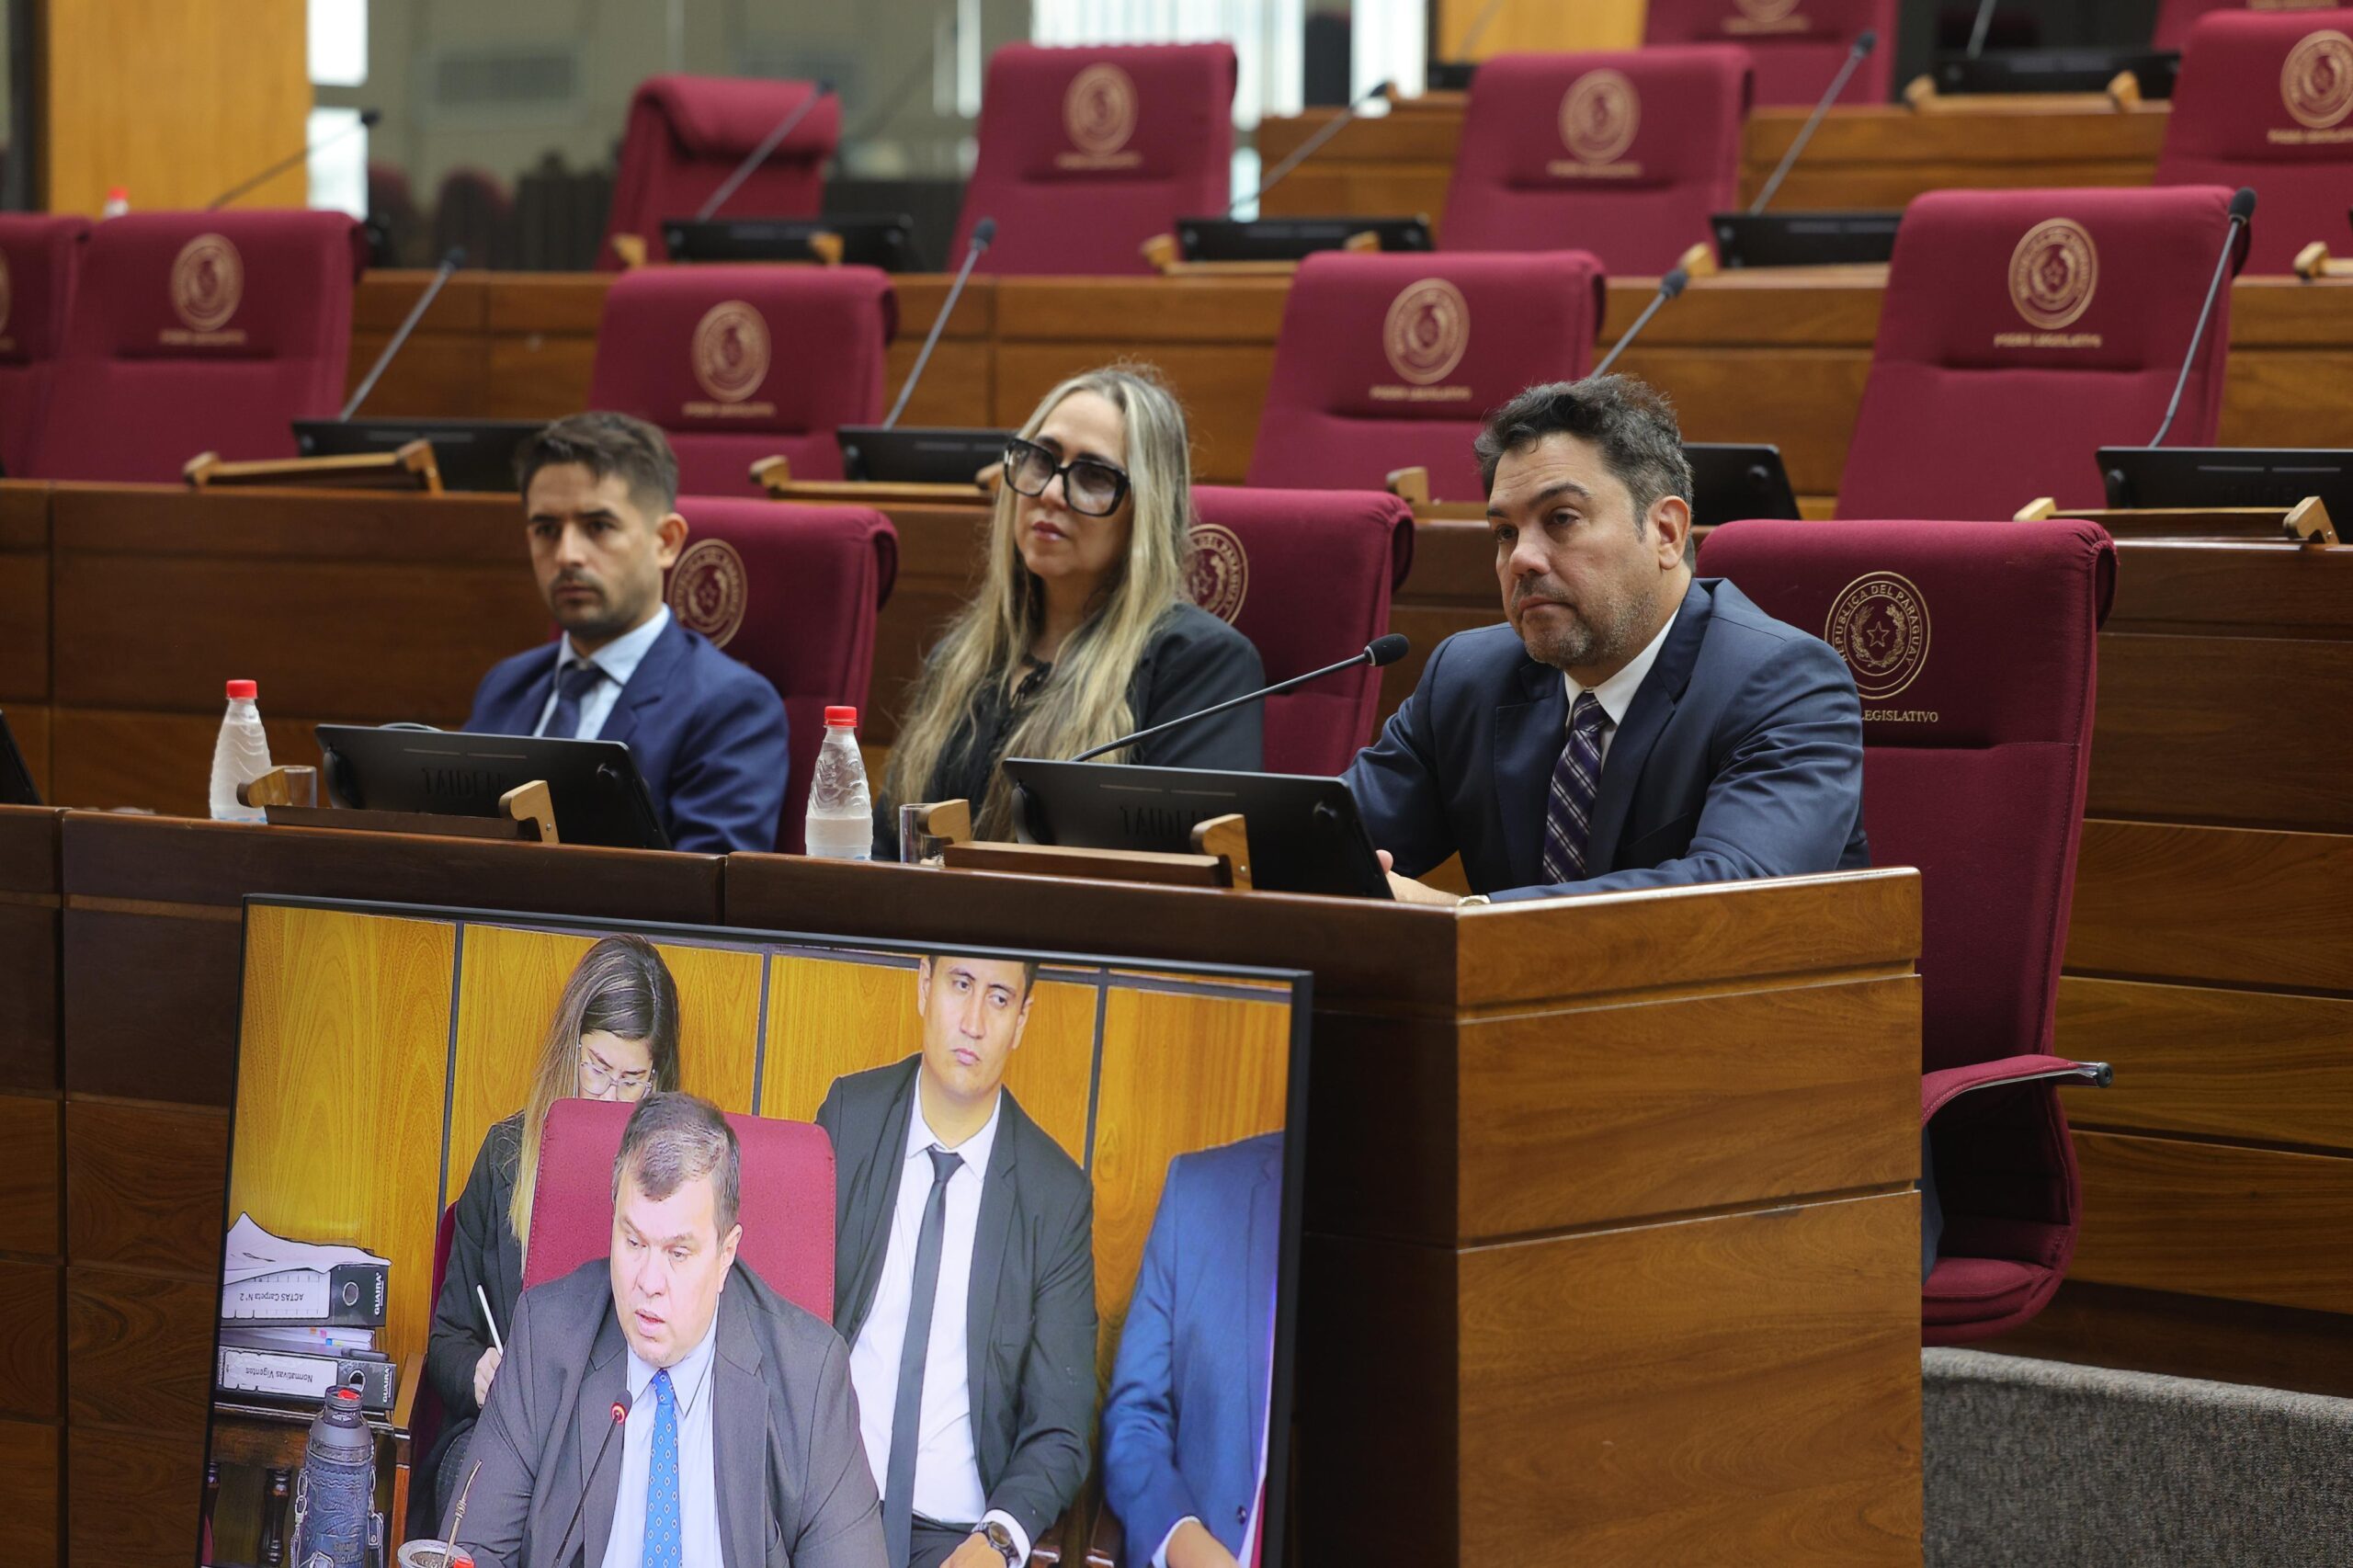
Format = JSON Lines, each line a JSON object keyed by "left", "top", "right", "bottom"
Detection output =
{"left": 63, "top": 906, "right": 243, "bottom": 1105}
{"left": 50, "top": 710, "right": 330, "bottom": 820}
{"left": 64, "top": 1268, "right": 210, "bottom": 1429}
{"left": 0, "top": 1096, "right": 61, "bottom": 1258}
{"left": 7, "top": 710, "right": 49, "bottom": 806}
{"left": 63, "top": 1100, "right": 227, "bottom": 1276}
{"left": 0, "top": 808, "right": 60, "bottom": 1095}
{"left": 1432, "top": 0, "right": 1643, "bottom": 54}
{"left": 2064, "top": 820, "right": 2353, "bottom": 993}
{"left": 0, "top": 1417, "right": 59, "bottom": 1568}
{"left": 69, "top": 1422, "right": 201, "bottom": 1568}
{"left": 0, "top": 1260, "right": 58, "bottom": 1420}
{"left": 1987, "top": 1279, "right": 2353, "bottom": 1402}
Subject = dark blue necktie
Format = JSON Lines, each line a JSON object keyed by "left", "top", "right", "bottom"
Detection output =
{"left": 883, "top": 1146, "right": 962, "bottom": 1568}
{"left": 1540, "top": 692, "right": 1608, "bottom": 884}
{"left": 643, "top": 1369, "right": 680, "bottom": 1568}
{"left": 546, "top": 659, "right": 606, "bottom": 740}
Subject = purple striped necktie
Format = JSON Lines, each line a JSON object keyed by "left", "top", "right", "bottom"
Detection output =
{"left": 1540, "top": 691, "right": 1608, "bottom": 884}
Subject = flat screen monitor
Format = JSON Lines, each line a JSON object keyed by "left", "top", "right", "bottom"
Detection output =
{"left": 292, "top": 419, "right": 541, "bottom": 494}
{"left": 314, "top": 724, "right": 671, "bottom": 851}
{"left": 1934, "top": 47, "right": 2179, "bottom": 98}
{"left": 662, "top": 214, "right": 916, "bottom": 270}
{"left": 1686, "top": 443, "right": 1802, "bottom": 528}
{"left": 2098, "top": 446, "right": 2353, "bottom": 525}
{"left": 1711, "top": 210, "right": 1901, "bottom": 269}
{"left": 1176, "top": 215, "right": 1432, "bottom": 263}
{"left": 835, "top": 424, "right": 1014, "bottom": 486}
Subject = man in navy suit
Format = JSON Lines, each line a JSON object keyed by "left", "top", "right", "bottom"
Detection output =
{"left": 466, "top": 413, "right": 790, "bottom": 853}
{"left": 1346, "top": 375, "right": 1869, "bottom": 905}
{"left": 1101, "top": 1132, "right": 1281, "bottom": 1568}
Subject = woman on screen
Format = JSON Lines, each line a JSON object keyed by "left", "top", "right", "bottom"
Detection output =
{"left": 877, "top": 364, "right": 1265, "bottom": 853}
{"left": 416, "top": 934, "right": 683, "bottom": 1528}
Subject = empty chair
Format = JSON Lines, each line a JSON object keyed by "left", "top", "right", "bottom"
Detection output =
{"left": 1643, "top": 0, "right": 1896, "bottom": 107}
{"left": 665, "top": 498, "right": 897, "bottom": 854}
{"left": 1699, "top": 516, "right": 2117, "bottom": 1343}
{"left": 432, "top": 166, "right": 514, "bottom": 270}
{"left": 28, "top": 210, "right": 366, "bottom": 483}
{"left": 602, "top": 74, "right": 839, "bottom": 268}
{"left": 0, "top": 215, "right": 88, "bottom": 478}
{"left": 1441, "top": 48, "right": 1751, "bottom": 272}
{"left": 2158, "top": 7, "right": 2353, "bottom": 273}
{"left": 2152, "top": 0, "right": 2336, "bottom": 50}
{"left": 951, "top": 42, "right": 1235, "bottom": 275}
{"left": 1837, "top": 186, "right": 2245, "bottom": 520}
{"left": 1189, "top": 486, "right": 1416, "bottom": 775}
{"left": 1246, "top": 249, "right": 1605, "bottom": 500}
{"left": 586, "top": 264, "right": 897, "bottom": 496}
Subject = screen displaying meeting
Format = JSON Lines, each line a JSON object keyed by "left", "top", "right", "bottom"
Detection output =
{"left": 204, "top": 899, "right": 1306, "bottom": 1568}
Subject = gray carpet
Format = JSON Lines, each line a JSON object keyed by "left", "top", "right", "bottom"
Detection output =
{"left": 1926, "top": 1348, "right": 2353, "bottom": 1567}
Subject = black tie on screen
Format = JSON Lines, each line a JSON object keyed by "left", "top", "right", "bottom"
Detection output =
{"left": 546, "top": 659, "right": 606, "bottom": 740}
{"left": 883, "top": 1145, "right": 962, "bottom": 1568}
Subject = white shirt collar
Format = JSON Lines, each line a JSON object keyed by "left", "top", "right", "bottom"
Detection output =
{"left": 622, "top": 1293, "right": 719, "bottom": 1413}
{"left": 562, "top": 603, "right": 672, "bottom": 687}
{"left": 1562, "top": 600, "right": 1678, "bottom": 728}
{"left": 904, "top": 1081, "right": 1002, "bottom": 1181}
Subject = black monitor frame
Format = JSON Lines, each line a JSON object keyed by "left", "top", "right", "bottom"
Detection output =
{"left": 835, "top": 425, "right": 1016, "bottom": 486}
{"left": 1176, "top": 215, "right": 1433, "bottom": 263}
{"left": 2098, "top": 446, "right": 2353, "bottom": 522}
{"left": 314, "top": 724, "right": 671, "bottom": 851}
{"left": 1711, "top": 210, "right": 1902, "bottom": 269}
{"left": 1933, "top": 47, "right": 2179, "bottom": 98}
{"left": 292, "top": 419, "right": 542, "bottom": 494}
{"left": 661, "top": 215, "right": 916, "bottom": 271}
{"left": 1686, "top": 443, "right": 1802, "bottom": 529}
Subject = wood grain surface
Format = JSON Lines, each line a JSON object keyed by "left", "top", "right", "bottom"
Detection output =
{"left": 1984, "top": 1278, "right": 2353, "bottom": 1400}
{"left": 0, "top": 1259, "right": 58, "bottom": 1420}
{"left": 0, "top": 1416, "right": 59, "bottom": 1568}
{"left": 68, "top": 1421, "right": 202, "bottom": 1568}
{"left": 2064, "top": 819, "right": 2353, "bottom": 993}
{"left": 63, "top": 1099, "right": 227, "bottom": 1277}
{"left": 0, "top": 1095, "right": 61, "bottom": 1258}
{"left": 64, "top": 1267, "right": 210, "bottom": 1430}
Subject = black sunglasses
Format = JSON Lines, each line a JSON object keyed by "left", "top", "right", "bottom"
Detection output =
{"left": 1002, "top": 437, "right": 1131, "bottom": 517}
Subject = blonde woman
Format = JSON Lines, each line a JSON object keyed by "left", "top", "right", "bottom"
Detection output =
{"left": 880, "top": 365, "right": 1264, "bottom": 852}
{"left": 416, "top": 934, "right": 682, "bottom": 1530}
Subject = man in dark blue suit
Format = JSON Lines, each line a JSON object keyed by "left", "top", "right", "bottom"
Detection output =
{"left": 1101, "top": 1132, "right": 1282, "bottom": 1568}
{"left": 1345, "top": 375, "right": 1869, "bottom": 905}
{"left": 466, "top": 413, "right": 790, "bottom": 853}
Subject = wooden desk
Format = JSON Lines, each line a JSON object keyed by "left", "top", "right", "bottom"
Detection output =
{"left": 1255, "top": 98, "right": 2172, "bottom": 231}
{"left": 726, "top": 854, "right": 1927, "bottom": 1563}
{"left": 0, "top": 805, "right": 62, "bottom": 1568}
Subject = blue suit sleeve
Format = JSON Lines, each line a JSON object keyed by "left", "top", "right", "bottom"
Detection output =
{"left": 1491, "top": 634, "right": 1865, "bottom": 901}
{"left": 1100, "top": 1163, "right": 1202, "bottom": 1560}
{"left": 1340, "top": 633, "right": 1459, "bottom": 878}
{"left": 661, "top": 669, "right": 790, "bottom": 854}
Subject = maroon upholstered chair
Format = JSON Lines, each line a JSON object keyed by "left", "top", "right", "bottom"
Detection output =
{"left": 951, "top": 42, "right": 1235, "bottom": 276}
{"left": 2157, "top": 9, "right": 2353, "bottom": 273}
{"left": 0, "top": 215, "right": 88, "bottom": 478}
{"left": 524, "top": 1097, "right": 836, "bottom": 1324}
{"left": 432, "top": 167, "right": 514, "bottom": 270}
{"left": 665, "top": 497, "right": 896, "bottom": 854}
{"left": 1246, "top": 249, "right": 1605, "bottom": 501}
{"left": 1837, "top": 186, "right": 2245, "bottom": 520}
{"left": 1189, "top": 486, "right": 1415, "bottom": 775}
{"left": 1698, "top": 516, "right": 2116, "bottom": 1344}
{"left": 587, "top": 264, "right": 897, "bottom": 497}
{"left": 602, "top": 75, "right": 839, "bottom": 268}
{"left": 2152, "top": 0, "right": 2337, "bottom": 50}
{"left": 1643, "top": 0, "right": 1897, "bottom": 107}
{"left": 405, "top": 1199, "right": 461, "bottom": 1538}
{"left": 1440, "top": 48, "right": 1752, "bottom": 272}
{"left": 28, "top": 210, "right": 366, "bottom": 482}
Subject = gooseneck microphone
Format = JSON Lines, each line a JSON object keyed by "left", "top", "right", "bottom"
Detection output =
{"left": 1453, "top": 0, "right": 1514, "bottom": 63}
{"left": 209, "top": 108, "right": 382, "bottom": 210}
{"left": 2147, "top": 187, "right": 2256, "bottom": 449}
{"left": 882, "top": 217, "right": 995, "bottom": 429}
{"left": 1966, "top": 0, "right": 1998, "bottom": 59}
{"left": 1749, "top": 31, "right": 1878, "bottom": 215}
{"left": 1591, "top": 267, "right": 1690, "bottom": 379}
{"left": 541, "top": 1394, "right": 633, "bottom": 1567}
{"left": 339, "top": 246, "right": 465, "bottom": 420}
{"left": 1070, "top": 634, "right": 1410, "bottom": 762}
{"left": 1230, "top": 80, "right": 1395, "bottom": 216}
{"left": 695, "top": 82, "right": 833, "bottom": 222}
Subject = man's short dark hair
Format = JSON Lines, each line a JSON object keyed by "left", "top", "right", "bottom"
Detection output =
{"left": 613, "top": 1091, "right": 740, "bottom": 1234}
{"left": 1473, "top": 375, "right": 1695, "bottom": 528}
{"left": 926, "top": 952, "right": 1040, "bottom": 997}
{"left": 517, "top": 412, "right": 680, "bottom": 517}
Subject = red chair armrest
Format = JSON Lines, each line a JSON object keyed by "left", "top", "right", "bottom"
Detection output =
{"left": 1922, "top": 1054, "right": 2110, "bottom": 1125}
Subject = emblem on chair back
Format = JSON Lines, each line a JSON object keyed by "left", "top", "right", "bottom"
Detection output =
{"left": 1060, "top": 63, "right": 1142, "bottom": 169}
{"left": 1187, "top": 523, "right": 1249, "bottom": 624}
{"left": 1556, "top": 70, "right": 1642, "bottom": 176}
{"left": 1381, "top": 278, "right": 1471, "bottom": 389}
{"left": 2006, "top": 219, "right": 2099, "bottom": 334}
{"left": 690, "top": 301, "right": 771, "bottom": 409}
{"left": 170, "top": 233, "right": 244, "bottom": 338}
{"left": 668, "top": 538, "right": 749, "bottom": 649}
{"left": 2280, "top": 29, "right": 2353, "bottom": 133}
{"left": 1824, "top": 570, "right": 1931, "bottom": 707}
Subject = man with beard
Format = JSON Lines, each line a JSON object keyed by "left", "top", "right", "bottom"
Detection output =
{"left": 1344, "top": 374, "right": 1870, "bottom": 905}
{"left": 465, "top": 413, "right": 790, "bottom": 851}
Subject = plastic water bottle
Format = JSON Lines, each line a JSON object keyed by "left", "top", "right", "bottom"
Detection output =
{"left": 804, "top": 705, "right": 873, "bottom": 859}
{"left": 290, "top": 1385, "right": 373, "bottom": 1568}
{"left": 209, "top": 678, "right": 273, "bottom": 822}
{"left": 100, "top": 187, "right": 129, "bottom": 219}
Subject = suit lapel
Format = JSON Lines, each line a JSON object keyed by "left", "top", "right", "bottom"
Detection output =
{"left": 1586, "top": 582, "right": 1711, "bottom": 873}
{"left": 841, "top": 1062, "right": 922, "bottom": 1344}
{"left": 711, "top": 1278, "right": 767, "bottom": 1568}
{"left": 598, "top": 619, "right": 686, "bottom": 750}
{"left": 574, "top": 1312, "right": 630, "bottom": 1568}
{"left": 964, "top": 1096, "right": 1022, "bottom": 1483}
{"left": 1243, "top": 1141, "right": 1281, "bottom": 1446}
{"left": 1493, "top": 660, "right": 1567, "bottom": 886}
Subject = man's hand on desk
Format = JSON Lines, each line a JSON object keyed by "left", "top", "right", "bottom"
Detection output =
{"left": 472, "top": 1346, "right": 502, "bottom": 1406}
{"left": 1377, "top": 849, "right": 1469, "bottom": 907}
{"left": 1166, "top": 1518, "right": 1243, "bottom": 1568}
{"left": 946, "top": 1535, "right": 1007, "bottom": 1568}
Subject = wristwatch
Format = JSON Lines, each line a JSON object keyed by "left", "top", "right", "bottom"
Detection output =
{"left": 1457, "top": 893, "right": 1491, "bottom": 907}
{"left": 982, "top": 1520, "right": 1021, "bottom": 1566}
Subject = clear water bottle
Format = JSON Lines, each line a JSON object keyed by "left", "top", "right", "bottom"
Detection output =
{"left": 100, "top": 186, "right": 129, "bottom": 219}
{"left": 209, "top": 678, "right": 273, "bottom": 822}
{"left": 290, "top": 1385, "right": 373, "bottom": 1568}
{"left": 804, "top": 705, "right": 873, "bottom": 859}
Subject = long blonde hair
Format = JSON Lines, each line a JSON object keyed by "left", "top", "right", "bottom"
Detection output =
{"left": 508, "top": 935, "right": 684, "bottom": 1245}
{"left": 884, "top": 364, "right": 1198, "bottom": 839}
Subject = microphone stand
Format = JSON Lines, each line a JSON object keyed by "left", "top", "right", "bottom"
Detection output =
{"left": 339, "top": 247, "right": 464, "bottom": 421}
{"left": 1070, "top": 640, "right": 1406, "bottom": 761}
{"left": 1748, "top": 32, "right": 1877, "bottom": 215}
{"left": 1591, "top": 267, "right": 1689, "bottom": 379}
{"left": 1230, "top": 79, "right": 1393, "bottom": 217}
{"left": 1965, "top": 0, "right": 1998, "bottom": 60}
{"left": 694, "top": 84, "right": 831, "bottom": 222}
{"left": 210, "top": 108, "right": 381, "bottom": 210}
{"left": 2148, "top": 192, "right": 2255, "bottom": 448}
{"left": 882, "top": 219, "right": 992, "bottom": 428}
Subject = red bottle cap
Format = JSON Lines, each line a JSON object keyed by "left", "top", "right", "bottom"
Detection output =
{"left": 225, "top": 679, "right": 257, "bottom": 699}
{"left": 824, "top": 706, "right": 858, "bottom": 727}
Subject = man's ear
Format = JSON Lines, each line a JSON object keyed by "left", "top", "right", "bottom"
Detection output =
{"left": 717, "top": 1222, "right": 743, "bottom": 1283}
{"left": 915, "top": 957, "right": 933, "bottom": 1021}
{"left": 1652, "top": 494, "right": 1693, "bottom": 570}
{"left": 1009, "top": 989, "right": 1036, "bottom": 1053}
{"left": 654, "top": 510, "right": 689, "bottom": 572}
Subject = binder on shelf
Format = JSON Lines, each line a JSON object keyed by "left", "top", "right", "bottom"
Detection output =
{"left": 221, "top": 1214, "right": 391, "bottom": 1327}
{"left": 216, "top": 1335, "right": 398, "bottom": 1411}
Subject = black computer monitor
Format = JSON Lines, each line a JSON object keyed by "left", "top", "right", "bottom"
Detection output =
{"left": 315, "top": 725, "right": 671, "bottom": 850}
{"left": 2098, "top": 446, "right": 2353, "bottom": 522}
{"left": 1686, "top": 443, "right": 1802, "bottom": 529}
{"left": 1933, "top": 48, "right": 2179, "bottom": 98}
{"left": 292, "top": 419, "right": 541, "bottom": 494}
{"left": 1711, "top": 211, "right": 1902, "bottom": 269}
{"left": 1427, "top": 61, "right": 1477, "bottom": 92}
{"left": 662, "top": 215, "right": 915, "bottom": 270}
{"left": 1001, "top": 758, "right": 1393, "bottom": 899}
{"left": 0, "top": 710, "right": 37, "bottom": 806}
{"left": 1176, "top": 216, "right": 1433, "bottom": 263}
{"left": 836, "top": 425, "right": 1015, "bottom": 486}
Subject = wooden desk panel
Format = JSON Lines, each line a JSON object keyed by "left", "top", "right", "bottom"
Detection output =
{"left": 0, "top": 809, "right": 60, "bottom": 1095}
{"left": 0, "top": 484, "right": 49, "bottom": 710}
{"left": 0, "top": 1418, "right": 58, "bottom": 1568}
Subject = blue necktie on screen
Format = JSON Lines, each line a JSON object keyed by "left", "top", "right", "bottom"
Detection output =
{"left": 643, "top": 1369, "right": 681, "bottom": 1568}
{"left": 1540, "top": 692, "right": 1607, "bottom": 884}
{"left": 547, "top": 659, "right": 606, "bottom": 740}
{"left": 882, "top": 1146, "right": 962, "bottom": 1568}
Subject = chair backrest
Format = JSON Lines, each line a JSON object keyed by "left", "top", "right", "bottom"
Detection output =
{"left": 28, "top": 210, "right": 366, "bottom": 482}
{"left": 2156, "top": 8, "right": 2353, "bottom": 274}
{"left": 1642, "top": 0, "right": 1898, "bottom": 107}
{"left": 951, "top": 42, "right": 1236, "bottom": 276}
{"left": 602, "top": 75, "right": 839, "bottom": 269}
{"left": 1837, "top": 185, "right": 2244, "bottom": 520}
{"left": 0, "top": 215, "right": 89, "bottom": 478}
{"left": 1246, "top": 249, "right": 1604, "bottom": 500}
{"left": 1188, "top": 486, "right": 1416, "bottom": 775}
{"left": 1440, "top": 48, "right": 1752, "bottom": 272}
{"left": 586, "top": 264, "right": 897, "bottom": 497}
{"left": 525, "top": 1097, "right": 836, "bottom": 1324}
{"left": 432, "top": 167, "right": 514, "bottom": 270}
{"left": 2153, "top": 0, "right": 2338, "bottom": 50}
{"left": 665, "top": 497, "right": 898, "bottom": 853}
